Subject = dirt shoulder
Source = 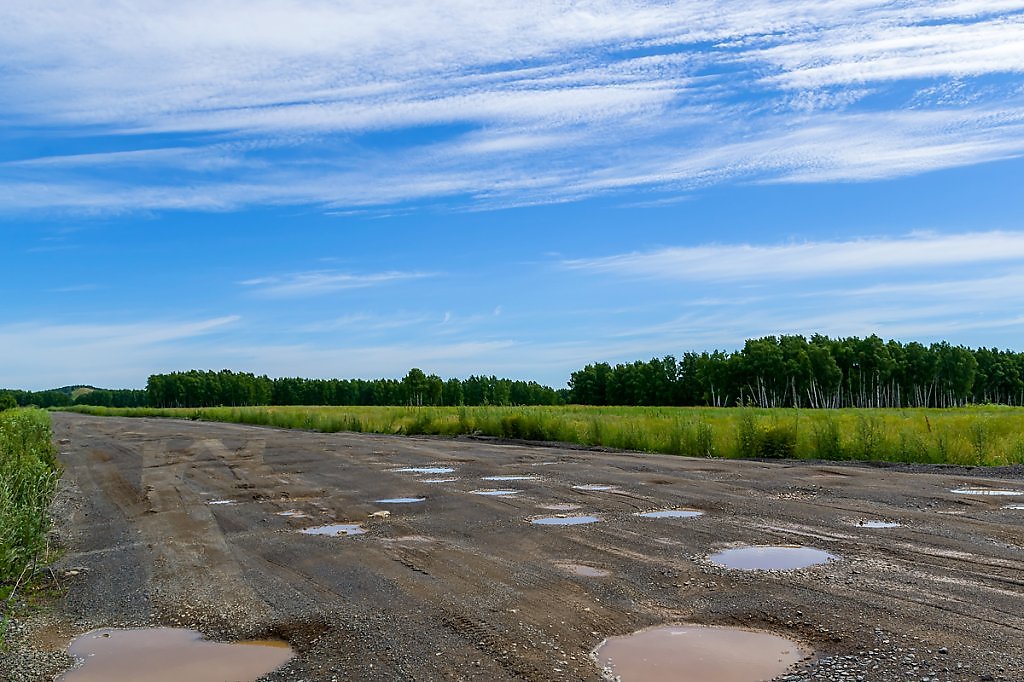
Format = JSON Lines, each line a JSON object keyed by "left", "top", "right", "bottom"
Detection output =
{"left": 7, "top": 412, "right": 1024, "bottom": 681}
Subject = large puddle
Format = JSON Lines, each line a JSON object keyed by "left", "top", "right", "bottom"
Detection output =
{"left": 532, "top": 515, "right": 601, "bottom": 526}
{"left": 593, "top": 624, "right": 804, "bottom": 682}
{"left": 471, "top": 489, "right": 520, "bottom": 496}
{"left": 636, "top": 509, "right": 703, "bottom": 519}
{"left": 299, "top": 523, "right": 365, "bottom": 536}
{"left": 951, "top": 488, "right": 1024, "bottom": 496}
{"left": 395, "top": 467, "right": 455, "bottom": 474}
{"left": 59, "top": 628, "right": 293, "bottom": 682}
{"left": 710, "top": 545, "right": 838, "bottom": 571}
{"left": 375, "top": 497, "right": 426, "bottom": 503}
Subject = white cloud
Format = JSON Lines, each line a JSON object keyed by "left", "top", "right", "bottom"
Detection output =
{"left": 0, "top": 316, "right": 240, "bottom": 389}
{"left": 3, "top": 2, "right": 1024, "bottom": 212}
{"left": 240, "top": 270, "right": 434, "bottom": 297}
{"left": 563, "top": 231, "right": 1024, "bottom": 281}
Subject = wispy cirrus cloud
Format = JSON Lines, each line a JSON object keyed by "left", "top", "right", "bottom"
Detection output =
{"left": 240, "top": 270, "right": 434, "bottom": 297}
{"left": 563, "top": 231, "right": 1024, "bottom": 281}
{"left": 2, "top": 2, "right": 1024, "bottom": 213}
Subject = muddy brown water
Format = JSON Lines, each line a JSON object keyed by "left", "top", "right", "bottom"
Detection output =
{"left": 593, "top": 624, "right": 804, "bottom": 682}
{"left": 710, "top": 546, "right": 837, "bottom": 570}
{"left": 59, "top": 628, "right": 293, "bottom": 682}
{"left": 557, "top": 563, "right": 611, "bottom": 577}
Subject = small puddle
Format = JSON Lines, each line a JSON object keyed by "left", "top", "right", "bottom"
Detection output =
{"left": 557, "top": 562, "right": 611, "bottom": 577}
{"left": 1004, "top": 504, "right": 1024, "bottom": 510}
{"left": 531, "top": 515, "right": 601, "bottom": 526}
{"left": 636, "top": 509, "right": 703, "bottom": 519}
{"left": 573, "top": 484, "right": 618, "bottom": 491}
{"left": 951, "top": 488, "right": 1024, "bottom": 496}
{"left": 59, "top": 628, "right": 293, "bottom": 682}
{"left": 471, "top": 489, "right": 520, "bottom": 496}
{"left": 375, "top": 497, "right": 426, "bottom": 504}
{"left": 276, "top": 510, "right": 309, "bottom": 518}
{"left": 855, "top": 520, "right": 900, "bottom": 528}
{"left": 207, "top": 500, "right": 236, "bottom": 506}
{"left": 394, "top": 467, "right": 455, "bottom": 474}
{"left": 538, "top": 503, "right": 582, "bottom": 511}
{"left": 593, "top": 624, "right": 805, "bottom": 682}
{"left": 299, "top": 523, "right": 365, "bottom": 536}
{"left": 422, "top": 478, "right": 458, "bottom": 483}
{"left": 482, "top": 475, "right": 539, "bottom": 481}
{"left": 710, "top": 545, "right": 837, "bottom": 571}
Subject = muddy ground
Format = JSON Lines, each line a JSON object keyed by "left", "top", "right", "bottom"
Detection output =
{"left": 7, "top": 412, "right": 1024, "bottom": 680}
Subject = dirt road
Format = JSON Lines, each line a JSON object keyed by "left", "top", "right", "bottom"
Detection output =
{"left": 20, "top": 413, "right": 1024, "bottom": 679}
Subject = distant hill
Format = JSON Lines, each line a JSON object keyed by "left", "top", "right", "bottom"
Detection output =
{"left": 50, "top": 385, "right": 98, "bottom": 399}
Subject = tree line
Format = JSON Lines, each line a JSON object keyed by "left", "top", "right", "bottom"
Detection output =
{"left": 5, "top": 334, "right": 1024, "bottom": 410}
{"left": 568, "top": 334, "right": 1024, "bottom": 408}
{"left": 143, "top": 368, "right": 565, "bottom": 408}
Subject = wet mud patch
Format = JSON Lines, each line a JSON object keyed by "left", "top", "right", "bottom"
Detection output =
{"left": 299, "top": 523, "right": 365, "bottom": 536}
{"left": 593, "top": 623, "right": 805, "bottom": 682}
{"left": 710, "top": 545, "right": 838, "bottom": 571}
{"left": 531, "top": 515, "right": 601, "bottom": 526}
{"left": 537, "top": 503, "right": 582, "bottom": 511}
{"left": 59, "top": 628, "right": 293, "bottom": 682}
{"left": 556, "top": 562, "right": 610, "bottom": 577}
{"left": 636, "top": 509, "right": 703, "bottom": 519}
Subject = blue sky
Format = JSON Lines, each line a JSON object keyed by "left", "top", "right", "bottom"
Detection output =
{"left": 3, "top": 1, "right": 1024, "bottom": 390}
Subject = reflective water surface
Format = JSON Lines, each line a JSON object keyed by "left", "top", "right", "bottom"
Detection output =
{"left": 471, "top": 489, "right": 520, "bottom": 496}
{"left": 593, "top": 624, "right": 804, "bottom": 682}
{"left": 636, "top": 509, "right": 703, "bottom": 519}
{"left": 299, "top": 523, "right": 365, "bottom": 536}
{"left": 532, "top": 515, "right": 601, "bottom": 526}
{"left": 710, "top": 545, "right": 838, "bottom": 570}
{"left": 60, "top": 628, "right": 293, "bottom": 682}
{"left": 395, "top": 467, "right": 455, "bottom": 474}
{"left": 951, "top": 488, "right": 1024, "bottom": 496}
{"left": 375, "top": 497, "right": 427, "bottom": 503}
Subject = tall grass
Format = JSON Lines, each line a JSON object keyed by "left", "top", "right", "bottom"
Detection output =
{"left": 61, "top": 404, "right": 1024, "bottom": 466}
{"left": 1, "top": 409, "right": 59, "bottom": 583}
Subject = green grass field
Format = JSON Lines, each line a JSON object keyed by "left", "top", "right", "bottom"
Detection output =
{"left": 62, "top": 404, "right": 1024, "bottom": 466}
{"left": 1, "top": 409, "right": 60, "bottom": 583}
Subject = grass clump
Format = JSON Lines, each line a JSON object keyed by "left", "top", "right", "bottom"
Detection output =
{"left": 1, "top": 409, "right": 59, "bottom": 582}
